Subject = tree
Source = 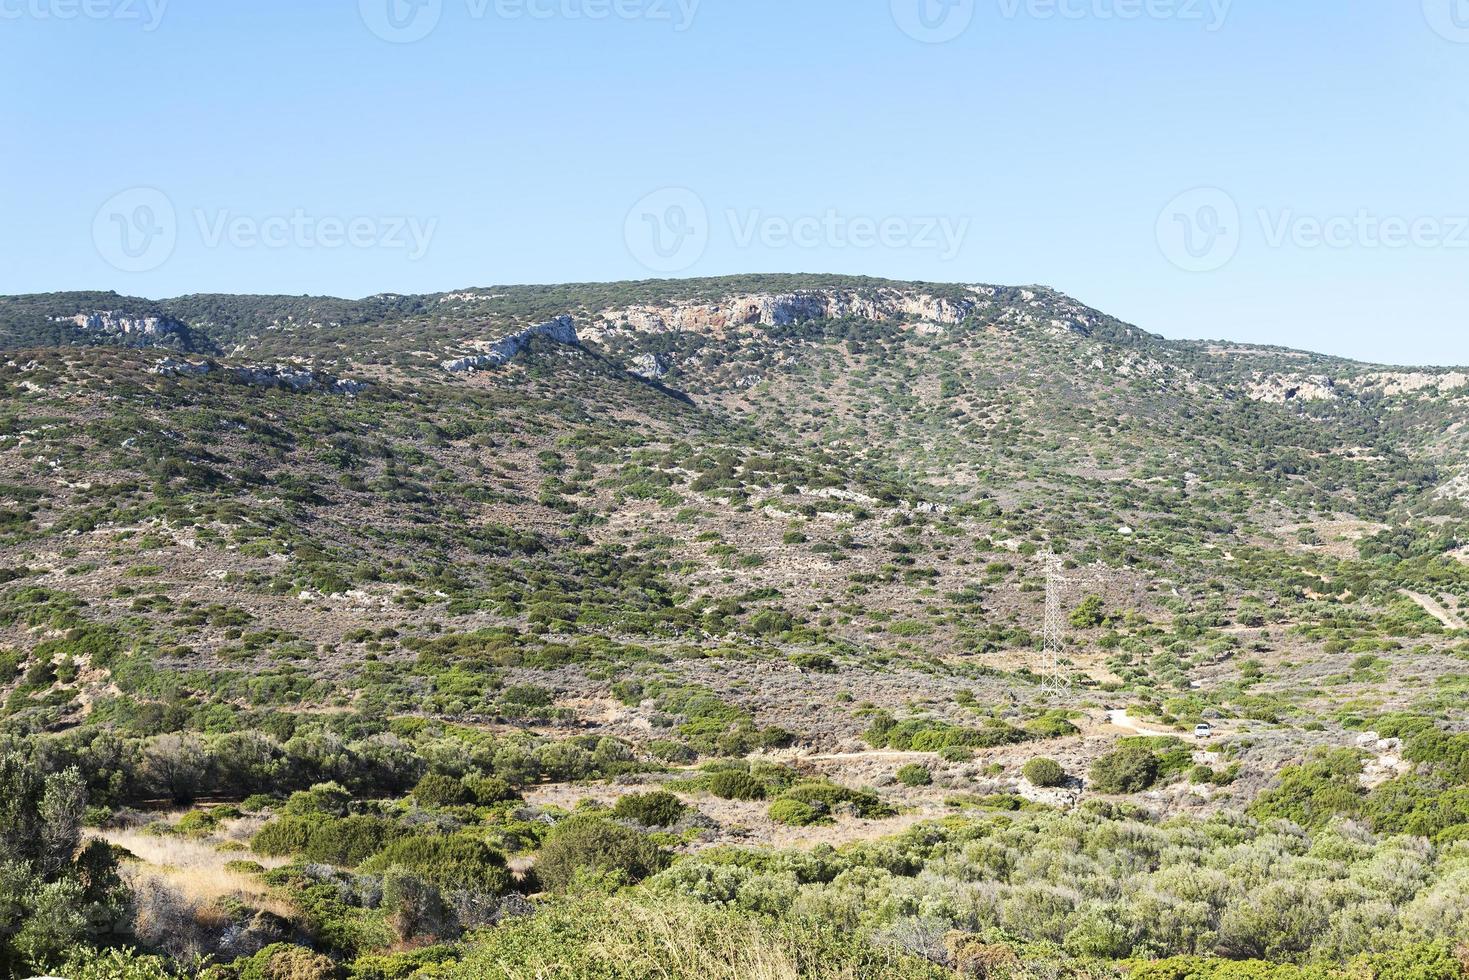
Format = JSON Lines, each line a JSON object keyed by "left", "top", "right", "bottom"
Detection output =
{"left": 0, "top": 751, "right": 129, "bottom": 977}
{"left": 141, "top": 732, "right": 209, "bottom": 804}
{"left": 1070, "top": 596, "right": 1107, "bottom": 629}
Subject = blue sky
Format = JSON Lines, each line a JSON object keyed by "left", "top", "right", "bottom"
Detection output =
{"left": 3, "top": 0, "right": 1467, "bottom": 365}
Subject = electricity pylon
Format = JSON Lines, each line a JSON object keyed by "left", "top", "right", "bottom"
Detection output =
{"left": 1041, "top": 550, "right": 1072, "bottom": 691}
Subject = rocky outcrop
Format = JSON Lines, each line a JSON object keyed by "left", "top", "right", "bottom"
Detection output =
{"left": 1245, "top": 373, "right": 1339, "bottom": 404}
{"left": 587, "top": 290, "right": 976, "bottom": 342}
{"left": 151, "top": 358, "right": 366, "bottom": 395}
{"left": 56, "top": 312, "right": 194, "bottom": 348}
{"left": 629, "top": 353, "right": 671, "bottom": 381}
{"left": 442, "top": 315, "right": 579, "bottom": 373}
{"left": 1356, "top": 371, "right": 1469, "bottom": 397}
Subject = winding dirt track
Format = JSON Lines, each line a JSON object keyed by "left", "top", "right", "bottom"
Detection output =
{"left": 1402, "top": 590, "right": 1467, "bottom": 631}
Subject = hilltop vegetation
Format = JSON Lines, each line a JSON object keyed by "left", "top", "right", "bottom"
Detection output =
{"left": 0, "top": 276, "right": 1467, "bottom": 978}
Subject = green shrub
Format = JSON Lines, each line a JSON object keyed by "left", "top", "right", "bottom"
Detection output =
{"left": 649, "top": 740, "right": 698, "bottom": 764}
{"left": 1090, "top": 745, "right": 1161, "bottom": 794}
{"left": 1024, "top": 714, "right": 1081, "bottom": 739}
{"left": 464, "top": 775, "right": 518, "bottom": 805}
{"left": 412, "top": 773, "right": 471, "bottom": 807}
{"left": 1249, "top": 749, "right": 1364, "bottom": 828}
{"left": 1023, "top": 758, "right": 1065, "bottom": 788}
{"left": 360, "top": 834, "right": 511, "bottom": 894}
{"left": 62, "top": 948, "right": 175, "bottom": 980}
{"left": 221, "top": 942, "right": 340, "bottom": 980}
{"left": 790, "top": 653, "right": 836, "bottom": 673}
{"left": 303, "top": 816, "right": 405, "bottom": 867}
{"left": 896, "top": 764, "right": 932, "bottom": 787}
{"left": 768, "top": 798, "right": 822, "bottom": 826}
{"left": 443, "top": 895, "right": 950, "bottom": 979}
{"left": 252, "top": 816, "right": 314, "bottom": 857}
{"left": 779, "top": 780, "right": 892, "bottom": 819}
{"left": 283, "top": 782, "right": 351, "bottom": 818}
{"left": 708, "top": 770, "right": 765, "bottom": 801}
{"left": 612, "top": 791, "right": 687, "bottom": 828}
{"left": 534, "top": 817, "right": 669, "bottom": 892}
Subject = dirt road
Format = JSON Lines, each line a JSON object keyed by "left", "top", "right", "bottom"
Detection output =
{"left": 1402, "top": 590, "right": 1467, "bottom": 631}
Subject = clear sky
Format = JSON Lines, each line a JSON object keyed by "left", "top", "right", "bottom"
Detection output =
{"left": 3, "top": 0, "right": 1467, "bottom": 366}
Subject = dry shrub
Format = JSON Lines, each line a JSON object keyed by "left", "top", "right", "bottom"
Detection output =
{"left": 946, "top": 933, "right": 1020, "bottom": 980}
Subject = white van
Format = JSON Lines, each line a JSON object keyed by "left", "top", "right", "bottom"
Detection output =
{"left": 1194, "top": 723, "right": 1214, "bottom": 739}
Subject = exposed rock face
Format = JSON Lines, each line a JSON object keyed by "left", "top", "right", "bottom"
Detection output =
{"left": 57, "top": 312, "right": 192, "bottom": 347}
{"left": 442, "top": 315, "right": 579, "bottom": 373}
{"left": 629, "top": 352, "right": 671, "bottom": 381}
{"left": 587, "top": 290, "right": 975, "bottom": 342}
{"left": 151, "top": 359, "right": 366, "bottom": 395}
{"left": 1357, "top": 371, "right": 1469, "bottom": 397}
{"left": 1246, "top": 373, "right": 1339, "bottom": 404}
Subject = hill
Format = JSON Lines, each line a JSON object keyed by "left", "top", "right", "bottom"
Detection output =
{"left": 2, "top": 276, "right": 1467, "bottom": 978}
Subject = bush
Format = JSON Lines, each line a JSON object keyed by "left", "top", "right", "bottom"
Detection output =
{"left": 780, "top": 781, "right": 892, "bottom": 819}
{"left": 768, "top": 798, "right": 823, "bottom": 826}
{"left": 534, "top": 817, "right": 669, "bottom": 892}
{"left": 896, "top": 764, "right": 932, "bottom": 787}
{"left": 283, "top": 782, "right": 351, "bottom": 818}
{"left": 649, "top": 740, "right": 698, "bottom": 764}
{"left": 612, "top": 791, "right": 687, "bottom": 828}
{"left": 412, "top": 773, "right": 471, "bottom": 807}
{"left": 443, "top": 895, "right": 950, "bottom": 979}
{"left": 222, "top": 942, "right": 340, "bottom": 980}
{"left": 360, "top": 834, "right": 512, "bottom": 894}
{"left": 62, "top": 948, "right": 175, "bottom": 980}
{"left": 708, "top": 770, "right": 765, "bottom": 801}
{"left": 1089, "top": 745, "right": 1161, "bottom": 794}
{"left": 464, "top": 774, "right": 518, "bottom": 805}
{"left": 1022, "top": 758, "right": 1065, "bottom": 788}
{"left": 302, "top": 816, "right": 404, "bottom": 867}
{"left": 252, "top": 816, "right": 315, "bottom": 857}
{"left": 1250, "top": 748, "right": 1364, "bottom": 828}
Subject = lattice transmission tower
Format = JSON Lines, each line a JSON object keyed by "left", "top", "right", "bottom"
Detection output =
{"left": 1040, "top": 549, "right": 1073, "bottom": 691}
